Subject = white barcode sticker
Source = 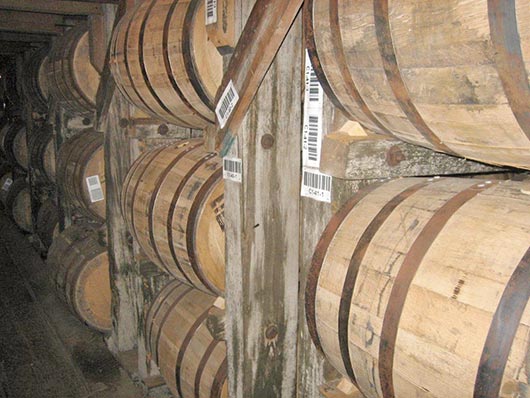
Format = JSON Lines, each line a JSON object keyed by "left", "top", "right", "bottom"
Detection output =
{"left": 305, "top": 50, "right": 324, "bottom": 109}
{"left": 206, "top": 0, "right": 217, "bottom": 24}
{"left": 216, "top": 80, "right": 239, "bottom": 129}
{"left": 303, "top": 50, "right": 324, "bottom": 168}
{"left": 86, "top": 175, "right": 104, "bottom": 203}
{"left": 223, "top": 157, "right": 242, "bottom": 183}
{"left": 2, "top": 178, "right": 12, "bottom": 192}
{"left": 301, "top": 167, "right": 332, "bottom": 203}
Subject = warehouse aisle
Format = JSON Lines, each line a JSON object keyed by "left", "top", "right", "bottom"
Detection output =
{"left": 0, "top": 212, "right": 144, "bottom": 398}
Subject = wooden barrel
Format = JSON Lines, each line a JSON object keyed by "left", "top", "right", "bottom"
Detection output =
{"left": 307, "top": 177, "right": 530, "bottom": 398}
{"left": 57, "top": 130, "right": 105, "bottom": 221}
{"left": 4, "top": 179, "right": 33, "bottom": 233}
{"left": 30, "top": 126, "right": 56, "bottom": 184}
{"left": 0, "top": 121, "right": 28, "bottom": 170}
{"left": 22, "top": 48, "right": 49, "bottom": 112}
{"left": 47, "top": 223, "right": 111, "bottom": 332}
{"left": 110, "top": 0, "right": 223, "bottom": 128}
{"left": 146, "top": 280, "right": 227, "bottom": 398}
{"left": 122, "top": 139, "right": 224, "bottom": 295}
{"left": 36, "top": 199, "right": 59, "bottom": 249}
{"left": 0, "top": 161, "right": 13, "bottom": 206}
{"left": 306, "top": 1, "right": 530, "bottom": 170}
{"left": 47, "top": 22, "right": 100, "bottom": 115}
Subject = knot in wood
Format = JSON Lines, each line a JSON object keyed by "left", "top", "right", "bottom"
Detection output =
{"left": 261, "top": 134, "right": 275, "bottom": 149}
{"left": 386, "top": 145, "right": 406, "bottom": 167}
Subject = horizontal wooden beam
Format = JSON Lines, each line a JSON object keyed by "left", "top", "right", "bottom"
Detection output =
{"left": 0, "top": 32, "right": 52, "bottom": 43}
{"left": 320, "top": 133, "right": 504, "bottom": 180}
{"left": 0, "top": 11, "right": 64, "bottom": 34}
{"left": 0, "top": 42, "right": 34, "bottom": 54}
{"left": 57, "top": 0, "right": 119, "bottom": 3}
{"left": 0, "top": 0, "right": 102, "bottom": 15}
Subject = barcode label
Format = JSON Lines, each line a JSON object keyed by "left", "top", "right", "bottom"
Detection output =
{"left": 216, "top": 80, "right": 239, "bottom": 129}
{"left": 305, "top": 52, "right": 323, "bottom": 107}
{"left": 223, "top": 157, "right": 242, "bottom": 183}
{"left": 301, "top": 167, "right": 332, "bottom": 203}
{"left": 86, "top": 175, "right": 104, "bottom": 203}
{"left": 303, "top": 50, "right": 324, "bottom": 168}
{"left": 206, "top": 0, "right": 217, "bottom": 24}
{"left": 2, "top": 178, "right": 12, "bottom": 192}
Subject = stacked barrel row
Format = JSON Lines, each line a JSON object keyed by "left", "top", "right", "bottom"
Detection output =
{"left": 307, "top": 177, "right": 530, "bottom": 397}
{"left": 0, "top": 119, "right": 33, "bottom": 233}
{"left": 122, "top": 138, "right": 227, "bottom": 398}
{"left": 306, "top": 0, "right": 530, "bottom": 170}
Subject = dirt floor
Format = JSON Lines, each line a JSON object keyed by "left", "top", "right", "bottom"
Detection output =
{"left": 0, "top": 211, "right": 146, "bottom": 398}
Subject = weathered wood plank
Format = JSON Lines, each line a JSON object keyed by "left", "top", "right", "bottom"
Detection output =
{"left": 214, "top": 0, "right": 303, "bottom": 154}
{"left": 223, "top": 2, "right": 302, "bottom": 397}
{"left": 0, "top": 11, "right": 64, "bottom": 35}
{"left": 321, "top": 134, "right": 505, "bottom": 180}
{"left": 0, "top": 0, "right": 103, "bottom": 15}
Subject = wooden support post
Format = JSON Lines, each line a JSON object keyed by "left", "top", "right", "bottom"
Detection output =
{"left": 321, "top": 133, "right": 505, "bottom": 180}
{"left": 223, "top": 2, "right": 302, "bottom": 397}
{"left": 206, "top": 0, "right": 236, "bottom": 55}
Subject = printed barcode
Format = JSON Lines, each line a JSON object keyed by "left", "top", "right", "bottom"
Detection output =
{"left": 301, "top": 168, "right": 332, "bottom": 203}
{"left": 223, "top": 157, "right": 242, "bottom": 183}
{"left": 303, "top": 169, "right": 331, "bottom": 191}
{"left": 307, "top": 115, "right": 319, "bottom": 162}
{"left": 86, "top": 175, "right": 105, "bottom": 203}
{"left": 216, "top": 80, "right": 239, "bottom": 129}
{"left": 308, "top": 68, "right": 321, "bottom": 102}
{"left": 87, "top": 176, "right": 99, "bottom": 187}
{"left": 206, "top": 0, "right": 217, "bottom": 24}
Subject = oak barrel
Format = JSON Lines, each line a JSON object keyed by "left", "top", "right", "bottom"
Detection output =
{"left": 57, "top": 130, "right": 105, "bottom": 221}
{"left": 145, "top": 280, "right": 227, "bottom": 398}
{"left": 306, "top": 0, "right": 530, "bottom": 169}
{"left": 110, "top": 0, "right": 223, "bottom": 128}
{"left": 122, "top": 139, "right": 224, "bottom": 295}
{"left": 47, "top": 223, "right": 111, "bottom": 332}
{"left": 36, "top": 199, "right": 59, "bottom": 249}
{"left": 47, "top": 22, "right": 100, "bottom": 115}
{"left": 30, "top": 126, "right": 56, "bottom": 184}
{"left": 307, "top": 177, "right": 530, "bottom": 398}
{"left": 0, "top": 121, "right": 28, "bottom": 170}
{"left": 22, "top": 48, "right": 49, "bottom": 112}
{"left": 4, "top": 179, "right": 33, "bottom": 233}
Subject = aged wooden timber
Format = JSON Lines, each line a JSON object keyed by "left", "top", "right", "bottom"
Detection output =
{"left": 214, "top": 0, "right": 303, "bottom": 154}
{"left": 321, "top": 134, "right": 505, "bottom": 180}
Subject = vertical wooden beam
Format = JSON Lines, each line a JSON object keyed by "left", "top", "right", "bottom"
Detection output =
{"left": 103, "top": 92, "right": 141, "bottom": 354}
{"left": 224, "top": 3, "right": 302, "bottom": 397}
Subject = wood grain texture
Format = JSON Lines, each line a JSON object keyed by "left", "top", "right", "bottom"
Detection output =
{"left": 145, "top": 280, "right": 227, "bottom": 398}
{"left": 110, "top": 0, "right": 223, "bottom": 128}
{"left": 223, "top": 2, "right": 302, "bottom": 396}
{"left": 308, "top": 177, "right": 530, "bottom": 398}
{"left": 56, "top": 129, "right": 106, "bottom": 221}
{"left": 122, "top": 139, "right": 225, "bottom": 295}
{"left": 307, "top": 0, "right": 530, "bottom": 170}
{"left": 214, "top": 0, "right": 303, "bottom": 152}
{"left": 47, "top": 223, "right": 111, "bottom": 333}
{"left": 321, "top": 134, "right": 503, "bottom": 180}
{"left": 47, "top": 22, "right": 101, "bottom": 116}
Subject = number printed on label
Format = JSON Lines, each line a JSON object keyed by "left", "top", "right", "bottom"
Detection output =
{"left": 223, "top": 157, "right": 242, "bottom": 183}
{"left": 216, "top": 80, "right": 239, "bottom": 129}
{"left": 301, "top": 167, "right": 332, "bottom": 203}
{"left": 206, "top": 0, "right": 217, "bottom": 24}
{"left": 86, "top": 175, "right": 105, "bottom": 203}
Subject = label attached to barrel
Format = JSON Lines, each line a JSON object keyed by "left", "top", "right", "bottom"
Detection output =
{"left": 223, "top": 157, "right": 242, "bottom": 183}
{"left": 301, "top": 167, "right": 332, "bottom": 203}
{"left": 86, "top": 175, "right": 104, "bottom": 203}
{"left": 2, "top": 178, "right": 12, "bottom": 192}
{"left": 206, "top": 0, "right": 217, "bottom": 24}
{"left": 303, "top": 50, "right": 324, "bottom": 168}
{"left": 216, "top": 80, "right": 239, "bottom": 129}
